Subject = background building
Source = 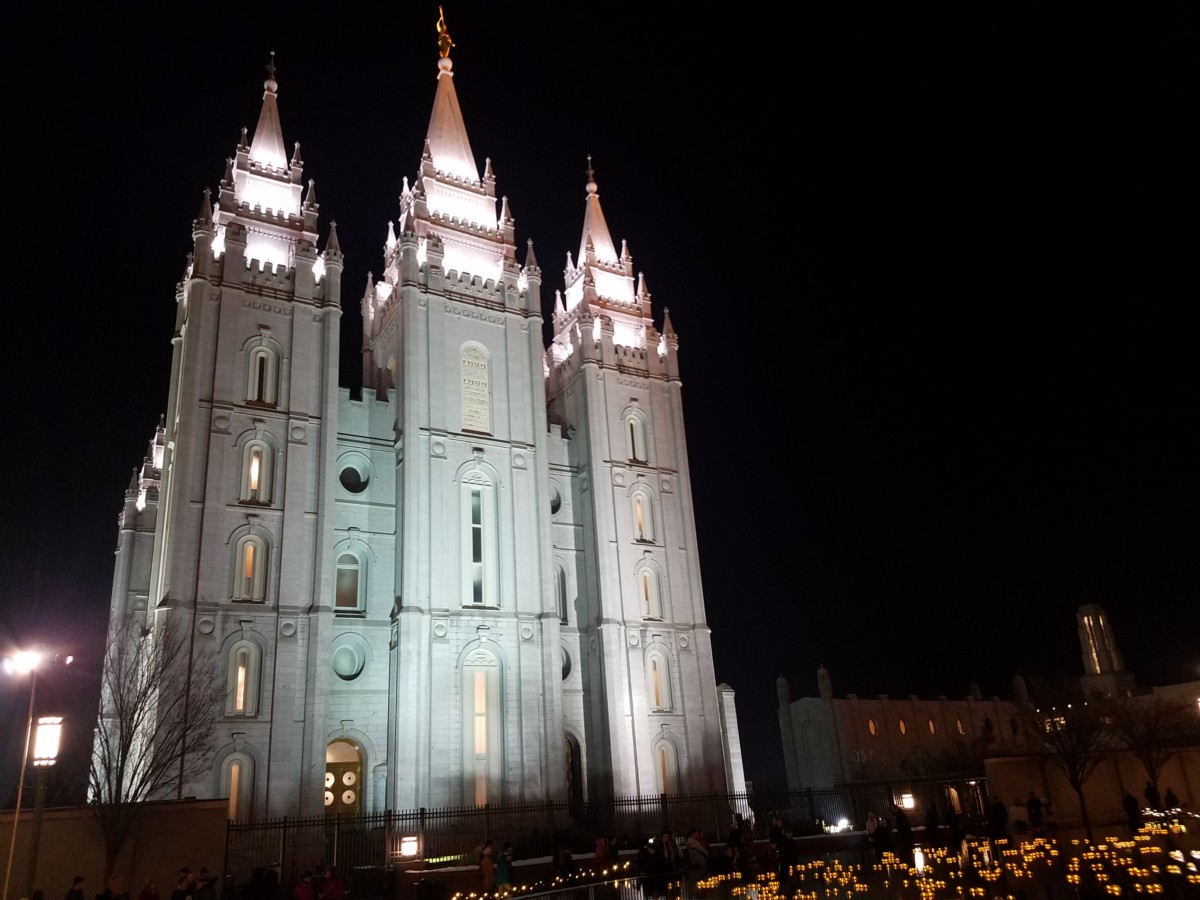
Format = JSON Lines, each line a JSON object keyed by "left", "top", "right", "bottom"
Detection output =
{"left": 105, "top": 37, "right": 744, "bottom": 820}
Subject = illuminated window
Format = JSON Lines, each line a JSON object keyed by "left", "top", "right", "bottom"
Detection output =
{"left": 460, "top": 344, "right": 491, "bottom": 434}
{"left": 225, "top": 639, "right": 261, "bottom": 716}
{"left": 462, "top": 649, "right": 502, "bottom": 806}
{"left": 630, "top": 487, "right": 657, "bottom": 543}
{"left": 647, "top": 651, "right": 674, "bottom": 712}
{"left": 220, "top": 752, "right": 255, "bottom": 821}
{"left": 335, "top": 553, "right": 364, "bottom": 613}
{"left": 233, "top": 534, "right": 268, "bottom": 601}
{"left": 899, "top": 718, "right": 908, "bottom": 735}
{"left": 868, "top": 718, "right": 878, "bottom": 736}
{"left": 956, "top": 718, "right": 965, "bottom": 736}
{"left": 653, "top": 740, "right": 679, "bottom": 795}
{"left": 636, "top": 564, "right": 664, "bottom": 619}
{"left": 928, "top": 719, "right": 936, "bottom": 734}
{"left": 624, "top": 409, "right": 649, "bottom": 464}
{"left": 246, "top": 345, "right": 279, "bottom": 405}
{"left": 240, "top": 441, "right": 273, "bottom": 504}
{"left": 461, "top": 474, "right": 499, "bottom": 607}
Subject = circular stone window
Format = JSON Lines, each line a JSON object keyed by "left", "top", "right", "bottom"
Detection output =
{"left": 550, "top": 484, "right": 563, "bottom": 515}
{"left": 331, "top": 633, "right": 369, "bottom": 681}
{"left": 561, "top": 647, "right": 572, "bottom": 681}
{"left": 340, "top": 465, "right": 368, "bottom": 493}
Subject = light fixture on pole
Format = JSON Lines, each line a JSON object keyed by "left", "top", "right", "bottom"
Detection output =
{"left": 2, "top": 650, "right": 43, "bottom": 900}
{"left": 23, "top": 716, "right": 63, "bottom": 898}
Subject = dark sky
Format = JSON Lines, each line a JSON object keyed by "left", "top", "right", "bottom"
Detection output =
{"left": 1, "top": 6, "right": 1196, "bottom": 797}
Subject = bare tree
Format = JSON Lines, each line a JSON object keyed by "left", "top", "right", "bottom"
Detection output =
{"left": 1095, "top": 693, "right": 1198, "bottom": 801}
{"left": 89, "top": 613, "right": 219, "bottom": 878}
{"left": 1017, "top": 701, "right": 1114, "bottom": 843}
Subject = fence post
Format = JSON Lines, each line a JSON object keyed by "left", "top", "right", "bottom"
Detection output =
{"left": 222, "top": 819, "right": 234, "bottom": 886}
{"left": 710, "top": 792, "right": 721, "bottom": 840}
{"left": 280, "top": 817, "right": 289, "bottom": 878}
{"left": 385, "top": 809, "right": 393, "bottom": 872}
{"left": 484, "top": 802, "right": 491, "bottom": 843}
{"left": 419, "top": 807, "right": 427, "bottom": 860}
{"left": 333, "top": 813, "right": 341, "bottom": 870}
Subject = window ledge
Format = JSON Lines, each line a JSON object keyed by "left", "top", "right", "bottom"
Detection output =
{"left": 335, "top": 609, "right": 366, "bottom": 618}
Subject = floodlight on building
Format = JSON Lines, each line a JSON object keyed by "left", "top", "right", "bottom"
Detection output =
{"left": 400, "top": 836, "right": 418, "bottom": 856}
{"left": 901, "top": 793, "right": 915, "bottom": 809}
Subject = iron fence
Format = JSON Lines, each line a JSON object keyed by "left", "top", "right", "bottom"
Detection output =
{"left": 223, "top": 778, "right": 985, "bottom": 897}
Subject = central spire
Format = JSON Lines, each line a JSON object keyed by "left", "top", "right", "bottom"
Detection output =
{"left": 248, "top": 51, "right": 288, "bottom": 170}
{"left": 425, "top": 9, "right": 478, "bottom": 182}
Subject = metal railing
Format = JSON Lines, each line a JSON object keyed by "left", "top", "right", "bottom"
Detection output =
{"left": 223, "top": 778, "right": 986, "bottom": 897}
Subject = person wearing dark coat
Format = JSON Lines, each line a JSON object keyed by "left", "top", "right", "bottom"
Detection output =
{"left": 924, "top": 805, "right": 940, "bottom": 848}
{"left": 892, "top": 806, "right": 914, "bottom": 864}
{"left": 1123, "top": 793, "right": 1142, "bottom": 832}
{"left": 1144, "top": 782, "right": 1162, "bottom": 811}
{"left": 988, "top": 796, "right": 1009, "bottom": 844}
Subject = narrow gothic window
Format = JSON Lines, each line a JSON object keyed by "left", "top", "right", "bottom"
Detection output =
{"left": 648, "top": 652, "right": 673, "bottom": 711}
{"left": 221, "top": 753, "right": 254, "bottom": 820}
{"left": 639, "top": 567, "right": 663, "bottom": 619}
{"left": 240, "top": 441, "right": 272, "bottom": 504}
{"left": 233, "top": 535, "right": 267, "bottom": 601}
{"left": 631, "top": 489, "right": 656, "bottom": 542}
{"left": 461, "top": 475, "right": 498, "bottom": 607}
{"left": 624, "top": 411, "right": 648, "bottom": 463}
{"left": 335, "top": 553, "right": 362, "bottom": 612}
{"left": 556, "top": 565, "right": 569, "bottom": 624}
{"left": 246, "top": 346, "right": 279, "bottom": 405}
{"left": 225, "top": 640, "right": 261, "bottom": 716}
{"left": 462, "top": 650, "right": 502, "bottom": 806}
{"left": 654, "top": 741, "right": 678, "bottom": 795}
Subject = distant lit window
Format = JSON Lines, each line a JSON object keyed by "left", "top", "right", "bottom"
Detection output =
{"left": 631, "top": 487, "right": 657, "bottom": 543}
{"left": 636, "top": 564, "right": 663, "bottom": 619}
{"left": 653, "top": 740, "right": 679, "bottom": 795}
{"left": 221, "top": 752, "right": 255, "bottom": 821}
{"left": 233, "top": 534, "right": 267, "bottom": 601}
{"left": 956, "top": 718, "right": 965, "bottom": 736}
{"left": 899, "top": 718, "right": 908, "bottom": 736}
{"left": 868, "top": 718, "right": 877, "bottom": 736}
{"left": 240, "top": 441, "right": 273, "bottom": 504}
{"left": 225, "top": 640, "right": 261, "bottom": 716}
{"left": 647, "top": 650, "right": 673, "bottom": 712}
{"left": 928, "top": 719, "right": 936, "bottom": 734}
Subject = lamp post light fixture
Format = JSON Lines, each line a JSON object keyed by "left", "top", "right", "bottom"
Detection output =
{"left": 2, "top": 650, "right": 70, "bottom": 900}
{"left": 23, "top": 716, "right": 63, "bottom": 897}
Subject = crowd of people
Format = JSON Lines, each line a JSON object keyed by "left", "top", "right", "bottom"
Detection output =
{"left": 43, "top": 864, "right": 346, "bottom": 900}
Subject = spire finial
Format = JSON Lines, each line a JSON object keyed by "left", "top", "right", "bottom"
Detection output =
{"left": 264, "top": 50, "right": 278, "bottom": 94}
{"left": 586, "top": 156, "right": 597, "bottom": 195}
{"left": 436, "top": 7, "right": 455, "bottom": 59}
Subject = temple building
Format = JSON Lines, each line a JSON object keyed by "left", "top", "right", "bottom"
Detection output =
{"left": 104, "top": 28, "right": 744, "bottom": 820}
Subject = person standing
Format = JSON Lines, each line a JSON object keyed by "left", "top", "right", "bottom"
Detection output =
{"left": 988, "top": 796, "right": 1009, "bottom": 845}
{"left": 479, "top": 842, "right": 497, "bottom": 894}
{"left": 66, "top": 878, "right": 87, "bottom": 900}
{"left": 1144, "top": 782, "right": 1162, "bottom": 812}
{"left": 1025, "top": 792, "right": 1044, "bottom": 837}
{"left": 136, "top": 882, "right": 159, "bottom": 900}
{"left": 495, "top": 842, "right": 513, "bottom": 892}
{"left": 318, "top": 867, "right": 342, "bottom": 900}
{"left": 1123, "top": 793, "right": 1142, "bottom": 832}
{"left": 684, "top": 828, "right": 709, "bottom": 882}
{"left": 892, "top": 806, "right": 914, "bottom": 864}
{"left": 1163, "top": 787, "right": 1180, "bottom": 810}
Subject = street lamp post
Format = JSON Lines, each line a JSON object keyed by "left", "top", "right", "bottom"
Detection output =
{"left": 2, "top": 651, "right": 41, "bottom": 900}
{"left": 23, "top": 716, "right": 62, "bottom": 898}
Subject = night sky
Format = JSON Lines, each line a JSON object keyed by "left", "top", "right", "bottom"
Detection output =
{"left": 1, "top": 6, "right": 1196, "bottom": 799}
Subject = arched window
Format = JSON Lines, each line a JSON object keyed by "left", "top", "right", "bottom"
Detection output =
{"left": 630, "top": 487, "right": 657, "bottom": 542}
{"left": 335, "top": 552, "right": 364, "bottom": 613}
{"left": 624, "top": 409, "right": 649, "bottom": 464}
{"left": 460, "top": 344, "right": 491, "bottom": 434}
{"left": 637, "top": 564, "right": 663, "bottom": 620}
{"left": 647, "top": 650, "right": 673, "bottom": 712}
{"left": 325, "top": 740, "right": 363, "bottom": 815}
{"left": 653, "top": 739, "right": 679, "bottom": 795}
{"left": 220, "top": 752, "right": 255, "bottom": 821}
{"left": 555, "top": 565, "right": 569, "bottom": 624}
{"left": 461, "top": 472, "right": 499, "bottom": 607}
{"left": 225, "top": 640, "right": 261, "bottom": 716}
{"left": 246, "top": 345, "right": 279, "bottom": 405}
{"left": 462, "top": 648, "right": 502, "bottom": 806}
{"left": 233, "top": 534, "right": 267, "bottom": 601}
{"left": 239, "top": 440, "right": 273, "bottom": 504}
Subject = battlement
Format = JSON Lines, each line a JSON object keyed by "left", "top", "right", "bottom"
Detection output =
{"left": 428, "top": 209, "right": 503, "bottom": 239}
{"left": 233, "top": 200, "right": 305, "bottom": 230}
{"left": 244, "top": 258, "right": 296, "bottom": 290}
{"left": 432, "top": 266, "right": 506, "bottom": 304}
{"left": 432, "top": 167, "right": 488, "bottom": 194}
